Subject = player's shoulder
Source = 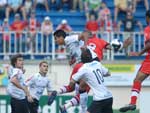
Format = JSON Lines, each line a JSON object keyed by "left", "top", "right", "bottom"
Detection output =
{"left": 65, "top": 34, "right": 78, "bottom": 40}
{"left": 33, "top": 73, "right": 41, "bottom": 78}
{"left": 64, "top": 34, "right": 78, "bottom": 44}
{"left": 13, "top": 68, "right": 22, "bottom": 73}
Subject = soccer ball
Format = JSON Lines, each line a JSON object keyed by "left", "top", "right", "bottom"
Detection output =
{"left": 110, "top": 39, "right": 123, "bottom": 52}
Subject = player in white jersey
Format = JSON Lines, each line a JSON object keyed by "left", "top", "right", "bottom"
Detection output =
{"left": 51, "top": 48, "right": 113, "bottom": 113}
{"left": 7, "top": 54, "right": 31, "bottom": 113}
{"left": 73, "top": 48, "right": 113, "bottom": 113}
{"left": 25, "top": 61, "right": 54, "bottom": 113}
{"left": 54, "top": 30, "right": 99, "bottom": 113}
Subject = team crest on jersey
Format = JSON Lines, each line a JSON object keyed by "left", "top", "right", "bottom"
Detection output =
{"left": 88, "top": 43, "right": 96, "bottom": 50}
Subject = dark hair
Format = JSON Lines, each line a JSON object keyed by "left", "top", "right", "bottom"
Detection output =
{"left": 81, "top": 48, "right": 93, "bottom": 63}
{"left": 10, "top": 54, "right": 23, "bottom": 67}
{"left": 53, "top": 29, "right": 66, "bottom": 38}
{"left": 146, "top": 10, "right": 150, "bottom": 18}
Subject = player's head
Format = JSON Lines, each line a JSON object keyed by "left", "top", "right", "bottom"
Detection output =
{"left": 10, "top": 54, "right": 24, "bottom": 68}
{"left": 146, "top": 10, "right": 150, "bottom": 25}
{"left": 82, "top": 30, "right": 93, "bottom": 38}
{"left": 53, "top": 30, "right": 66, "bottom": 45}
{"left": 39, "top": 61, "right": 48, "bottom": 75}
{"left": 81, "top": 48, "right": 93, "bottom": 63}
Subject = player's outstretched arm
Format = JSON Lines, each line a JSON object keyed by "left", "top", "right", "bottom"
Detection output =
{"left": 47, "top": 80, "right": 76, "bottom": 105}
{"left": 129, "top": 40, "right": 150, "bottom": 56}
{"left": 138, "top": 40, "right": 150, "bottom": 56}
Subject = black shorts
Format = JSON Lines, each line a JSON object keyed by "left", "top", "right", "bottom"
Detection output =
{"left": 28, "top": 98, "right": 39, "bottom": 113}
{"left": 87, "top": 98, "right": 113, "bottom": 113}
{"left": 10, "top": 97, "right": 29, "bottom": 113}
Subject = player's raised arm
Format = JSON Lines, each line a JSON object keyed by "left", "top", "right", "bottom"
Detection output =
{"left": 137, "top": 39, "right": 150, "bottom": 56}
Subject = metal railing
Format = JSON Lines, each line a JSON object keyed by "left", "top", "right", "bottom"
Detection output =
{"left": 0, "top": 31, "right": 145, "bottom": 60}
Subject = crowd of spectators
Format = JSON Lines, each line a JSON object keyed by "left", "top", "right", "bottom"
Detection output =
{"left": 0, "top": 0, "right": 149, "bottom": 59}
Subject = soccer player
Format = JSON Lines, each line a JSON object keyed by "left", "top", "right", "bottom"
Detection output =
{"left": 7, "top": 54, "right": 31, "bottom": 113}
{"left": 54, "top": 30, "right": 99, "bottom": 113}
{"left": 119, "top": 10, "right": 150, "bottom": 112}
{"left": 57, "top": 48, "right": 113, "bottom": 113}
{"left": 85, "top": 33, "right": 111, "bottom": 61}
{"left": 25, "top": 61, "right": 54, "bottom": 113}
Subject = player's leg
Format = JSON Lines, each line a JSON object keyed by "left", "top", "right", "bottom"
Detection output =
{"left": 10, "top": 97, "right": 17, "bottom": 113}
{"left": 59, "top": 63, "right": 83, "bottom": 112}
{"left": 79, "top": 80, "right": 90, "bottom": 113}
{"left": 119, "top": 69, "right": 149, "bottom": 112}
{"left": 28, "top": 99, "right": 39, "bottom": 113}
{"left": 101, "top": 98, "right": 113, "bottom": 113}
{"left": 87, "top": 100, "right": 103, "bottom": 113}
{"left": 13, "top": 98, "right": 29, "bottom": 113}
{"left": 59, "top": 93, "right": 80, "bottom": 113}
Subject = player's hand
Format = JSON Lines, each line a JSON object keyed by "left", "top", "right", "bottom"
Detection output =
{"left": 47, "top": 91, "right": 57, "bottom": 105}
{"left": 128, "top": 52, "right": 139, "bottom": 56}
{"left": 27, "top": 95, "right": 34, "bottom": 103}
{"left": 69, "top": 57, "right": 76, "bottom": 66}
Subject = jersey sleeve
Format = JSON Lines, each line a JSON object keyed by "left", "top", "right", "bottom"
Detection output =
{"left": 99, "top": 38, "right": 109, "bottom": 49}
{"left": 25, "top": 75, "right": 35, "bottom": 86}
{"left": 72, "top": 67, "right": 86, "bottom": 82}
{"left": 65, "top": 35, "right": 79, "bottom": 45}
{"left": 100, "top": 63, "right": 109, "bottom": 75}
{"left": 10, "top": 68, "right": 20, "bottom": 79}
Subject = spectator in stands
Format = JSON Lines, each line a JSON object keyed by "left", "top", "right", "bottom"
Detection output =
{"left": 72, "top": 0, "right": 83, "bottom": 12}
{"left": 56, "top": 19, "right": 72, "bottom": 33}
{"left": 97, "top": 1, "right": 112, "bottom": 32}
{"left": 2, "top": 18, "right": 10, "bottom": 60}
{"left": 41, "top": 16, "right": 53, "bottom": 53}
{"left": 85, "top": 13, "right": 99, "bottom": 35}
{"left": 24, "top": 0, "right": 33, "bottom": 16}
{"left": 114, "top": 0, "right": 127, "bottom": 23}
{"left": 118, "top": 11, "right": 143, "bottom": 55}
{"left": 26, "top": 10, "right": 40, "bottom": 53}
{"left": 10, "top": 13, "right": 27, "bottom": 52}
{"left": 133, "top": 0, "right": 149, "bottom": 13}
{"left": 34, "top": 0, "right": 50, "bottom": 12}
{"left": 0, "top": 0, "right": 7, "bottom": 20}
{"left": 84, "top": 0, "right": 102, "bottom": 21}
{"left": 49, "top": 0, "right": 60, "bottom": 11}
{"left": 6, "top": 0, "right": 27, "bottom": 20}
{"left": 58, "top": 0, "right": 73, "bottom": 12}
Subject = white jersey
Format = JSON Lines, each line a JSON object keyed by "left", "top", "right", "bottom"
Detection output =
{"left": 25, "top": 73, "right": 52, "bottom": 100}
{"left": 64, "top": 35, "right": 97, "bottom": 63}
{"left": 72, "top": 61, "right": 112, "bottom": 101}
{"left": 7, "top": 68, "right": 26, "bottom": 100}
{"left": 65, "top": 34, "right": 84, "bottom": 63}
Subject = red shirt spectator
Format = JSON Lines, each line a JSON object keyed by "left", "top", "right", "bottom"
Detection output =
{"left": 85, "top": 14, "right": 99, "bottom": 34}
{"left": 10, "top": 14, "right": 27, "bottom": 38}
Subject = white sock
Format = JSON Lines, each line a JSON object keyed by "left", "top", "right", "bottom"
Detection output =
{"left": 64, "top": 96, "right": 79, "bottom": 110}
{"left": 80, "top": 92, "right": 88, "bottom": 113}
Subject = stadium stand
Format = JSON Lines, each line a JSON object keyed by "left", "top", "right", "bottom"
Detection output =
{"left": 0, "top": 0, "right": 150, "bottom": 60}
